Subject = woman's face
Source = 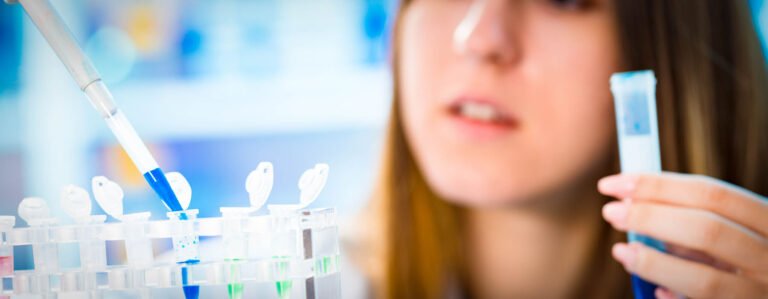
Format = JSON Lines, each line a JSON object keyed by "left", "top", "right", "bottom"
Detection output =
{"left": 399, "top": 0, "right": 621, "bottom": 206}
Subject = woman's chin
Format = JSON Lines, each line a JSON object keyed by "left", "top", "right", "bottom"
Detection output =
{"left": 430, "top": 180, "right": 545, "bottom": 209}
{"left": 425, "top": 168, "right": 599, "bottom": 211}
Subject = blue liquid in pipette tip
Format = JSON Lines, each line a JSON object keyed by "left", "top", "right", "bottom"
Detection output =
{"left": 143, "top": 167, "right": 185, "bottom": 214}
{"left": 181, "top": 259, "right": 200, "bottom": 299}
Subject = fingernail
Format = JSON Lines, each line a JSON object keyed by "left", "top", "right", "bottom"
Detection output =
{"left": 602, "top": 201, "right": 628, "bottom": 228}
{"left": 655, "top": 287, "right": 679, "bottom": 299}
{"left": 655, "top": 288, "right": 669, "bottom": 299}
{"left": 598, "top": 175, "right": 636, "bottom": 196}
{"left": 612, "top": 243, "right": 637, "bottom": 269}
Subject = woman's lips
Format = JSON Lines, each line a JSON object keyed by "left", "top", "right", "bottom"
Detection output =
{"left": 445, "top": 98, "right": 519, "bottom": 139}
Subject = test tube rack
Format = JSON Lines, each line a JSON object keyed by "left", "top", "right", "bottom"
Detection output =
{"left": 0, "top": 208, "right": 340, "bottom": 299}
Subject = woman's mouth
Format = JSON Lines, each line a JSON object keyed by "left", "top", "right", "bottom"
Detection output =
{"left": 445, "top": 99, "right": 520, "bottom": 140}
{"left": 448, "top": 100, "right": 518, "bottom": 127}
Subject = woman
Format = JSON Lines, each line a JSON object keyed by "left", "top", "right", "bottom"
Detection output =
{"left": 346, "top": 0, "right": 768, "bottom": 298}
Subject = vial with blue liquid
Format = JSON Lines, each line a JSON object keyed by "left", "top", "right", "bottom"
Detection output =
{"left": 611, "top": 70, "right": 666, "bottom": 299}
{"left": 168, "top": 209, "right": 201, "bottom": 299}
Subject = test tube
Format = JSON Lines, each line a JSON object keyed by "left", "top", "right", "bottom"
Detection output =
{"left": 121, "top": 212, "right": 154, "bottom": 268}
{"left": 119, "top": 213, "right": 153, "bottom": 299}
{"left": 30, "top": 218, "right": 59, "bottom": 274}
{"left": 269, "top": 211, "right": 300, "bottom": 299}
{"left": 0, "top": 216, "right": 15, "bottom": 299}
{"left": 17, "top": 197, "right": 60, "bottom": 289}
{"left": 220, "top": 208, "right": 254, "bottom": 299}
{"left": 167, "top": 210, "right": 200, "bottom": 299}
{"left": 77, "top": 215, "right": 107, "bottom": 271}
{"left": 611, "top": 70, "right": 665, "bottom": 299}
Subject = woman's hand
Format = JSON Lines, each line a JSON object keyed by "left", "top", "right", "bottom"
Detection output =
{"left": 598, "top": 173, "right": 768, "bottom": 299}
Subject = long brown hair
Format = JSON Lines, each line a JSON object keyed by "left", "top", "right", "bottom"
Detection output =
{"left": 362, "top": 0, "right": 768, "bottom": 298}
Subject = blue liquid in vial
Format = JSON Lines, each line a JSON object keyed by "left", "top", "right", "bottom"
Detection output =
{"left": 631, "top": 275, "right": 657, "bottom": 299}
{"left": 629, "top": 233, "right": 664, "bottom": 299}
{"left": 143, "top": 168, "right": 185, "bottom": 214}
{"left": 181, "top": 259, "right": 200, "bottom": 299}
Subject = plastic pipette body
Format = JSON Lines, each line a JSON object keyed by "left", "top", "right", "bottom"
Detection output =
{"left": 14, "top": 0, "right": 183, "bottom": 212}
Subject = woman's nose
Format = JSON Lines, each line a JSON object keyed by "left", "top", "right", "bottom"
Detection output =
{"left": 453, "top": 0, "right": 520, "bottom": 67}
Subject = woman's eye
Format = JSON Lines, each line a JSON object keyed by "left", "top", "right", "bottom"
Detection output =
{"left": 547, "top": 0, "right": 591, "bottom": 11}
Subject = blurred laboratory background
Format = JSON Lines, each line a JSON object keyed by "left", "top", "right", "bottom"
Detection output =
{"left": 0, "top": 0, "right": 766, "bottom": 268}
{"left": 0, "top": 0, "right": 394, "bottom": 214}
{"left": 0, "top": 0, "right": 394, "bottom": 267}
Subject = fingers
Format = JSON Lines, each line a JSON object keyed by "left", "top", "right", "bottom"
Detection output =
{"left": 613, "top": 242, "right": 767, "bottom": 299}
{"left": 601, "top": 174, "right": 768, "bottom": 297}
{"left": 599, "top": 173, "right": 768, "bottom": 237}
{"left": 602, "top": 201, "right": 768, "bottom": 275}
{"left": 664, "top": 244, "right": 738, "bottom": 273}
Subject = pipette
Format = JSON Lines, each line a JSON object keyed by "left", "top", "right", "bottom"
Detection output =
{"left": 7, "top": 0, "right": 184, "bottom": 213}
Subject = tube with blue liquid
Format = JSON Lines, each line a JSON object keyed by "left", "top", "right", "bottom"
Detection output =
{"left": 168, "top": 209, "right": 201, "bottom": 299}
{"left": 10, "top": 0, "right": 183, "bottom": 214}
{"left": 610, "top": 70, "right": 666, "bottom": 299}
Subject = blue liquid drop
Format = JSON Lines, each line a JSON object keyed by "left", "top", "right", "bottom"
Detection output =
{"left": 181, "top": 259, "right": 200, "bottom": 299}
{"left": 143, "top": 167, "right": 184, "bottom": 212}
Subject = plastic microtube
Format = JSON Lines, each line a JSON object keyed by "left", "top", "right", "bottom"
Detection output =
{"left": 220, "top": 208, "right": 253, "bottom": 260}
{"left": 77, "top": 215, "right": 108, "bottom": 271}
{"left": 61, "top": 185, "right": 108, "bottom": 271}
{"left": 31, "top": 220, "right": 58, "bottom": 274}
{"left": 120, "top": 212, "right": 153, "bottom": 268}
{"left": 220, "top": 208, "right": 254, "bottom": 299}
{"left": 611, "top": 70, "right": 665, "bottom": 299}
{"left": 18, "top": 198, "right": 59, "bottom": 273}
{"left": 0, "top": 216, "right": 15, "bottom": 299}
{"left": 167, "top": 210, "right": 200, "bottom": 263}
{"left": 167, "top": 209, "right": 200, "bottom": 299}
